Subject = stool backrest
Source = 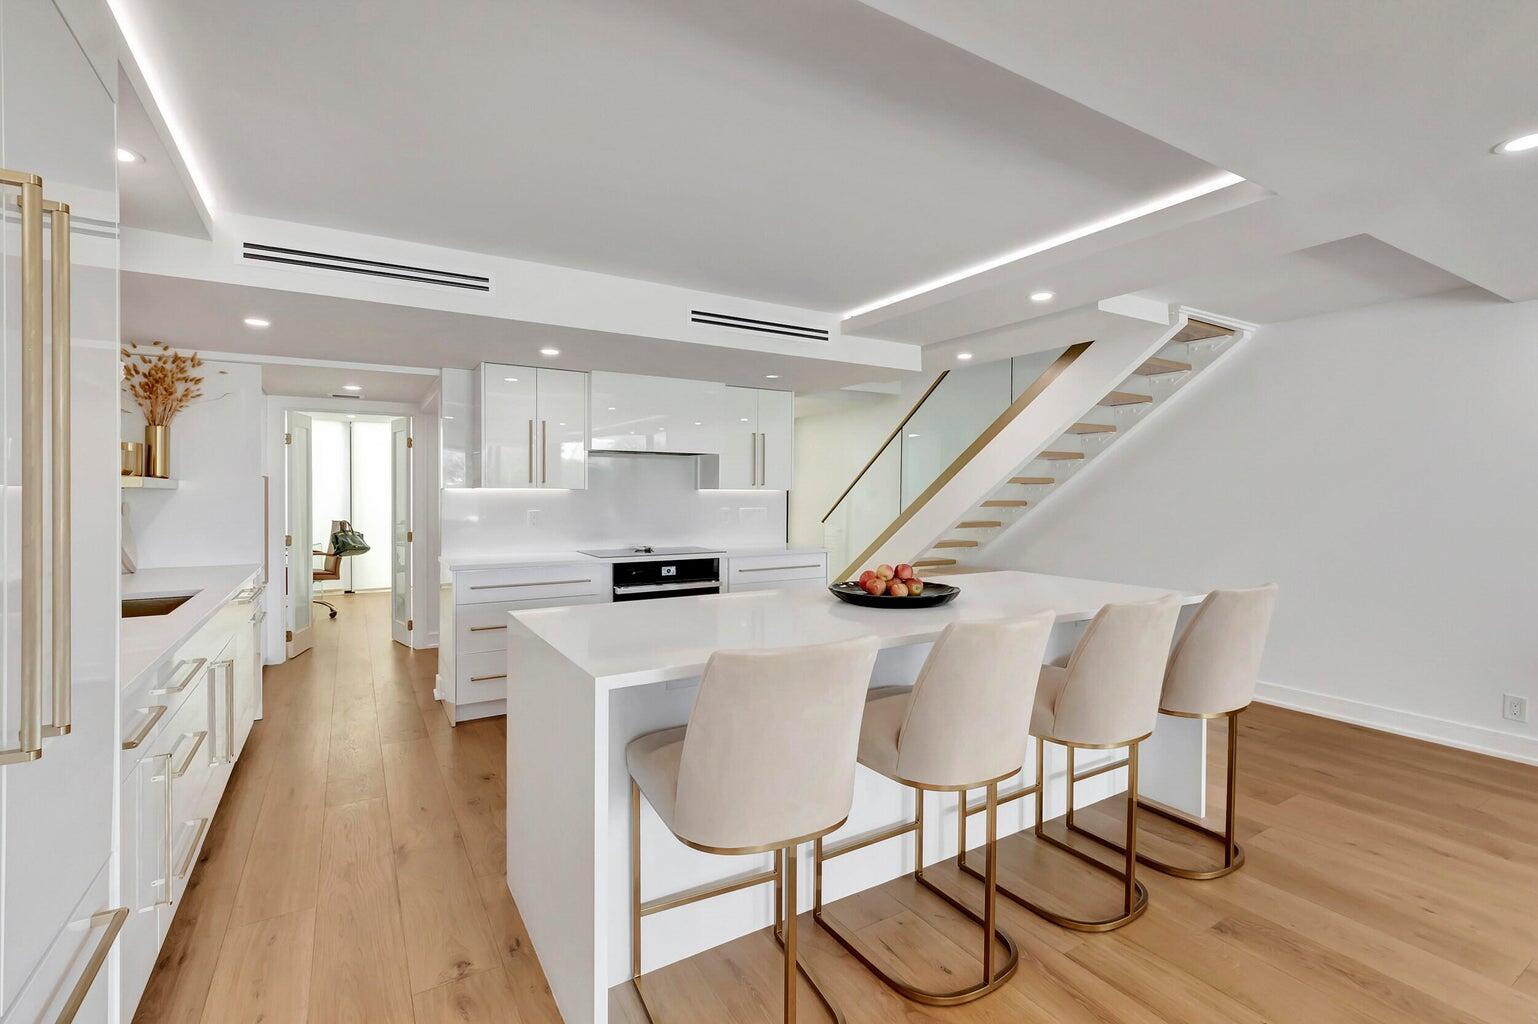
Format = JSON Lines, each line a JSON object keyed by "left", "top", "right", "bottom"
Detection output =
{"left": 896, "top": 613, "right": 1055, "bottom": 788}
{"left": 675, "top": 635, "right": 879, "bottom": 851}
{"left": 1161, "top": 585, "right": 1278, "bottom": 716}
{"left": 1050, "top": 595, "right": 1181, "bottom": 746}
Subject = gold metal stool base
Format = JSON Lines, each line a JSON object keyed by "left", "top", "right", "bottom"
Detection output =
{"left": 959, "top": 739, "right": 1149, "bottom": 932}
{"left": 813, "top": 782, "right": 1019, "bottom": 1006}
{"left": 1066, "top": 708, "right": 1246, "bottom": 881}
{"left": 630, "top": 780, "right": 846, "bottom": 1024}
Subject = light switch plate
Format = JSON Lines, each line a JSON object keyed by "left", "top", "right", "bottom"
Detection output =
{"left": 1502, "top": 694, "right": 1528, "bottom": 723}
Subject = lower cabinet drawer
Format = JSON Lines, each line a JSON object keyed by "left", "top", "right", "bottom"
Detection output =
{"left": 456, "top": 601, "right": 522, "bottom": 654}
{"left": 165, "top": 674, "right": 214, "bottom": 834}
{"left": 730, "top": 577, "right": 828, "bottom": 594}
{"left": 455, "top": 564, "right": 604, "bottom": 605}
{"left": 726, "top": 553, "right": 827, "bottom": 589}
{"left": 9, "top": 858, "right": 119, "bottom": 1024}
{"left": 456, "top": 649, "right": 510, "bottom": 705}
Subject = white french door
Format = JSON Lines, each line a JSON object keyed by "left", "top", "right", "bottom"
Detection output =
{"left": 285, "top": 412, "right": 314, "bottom": 658}
{"left": 390, "top": 418, "right": 412, "bottom": 647}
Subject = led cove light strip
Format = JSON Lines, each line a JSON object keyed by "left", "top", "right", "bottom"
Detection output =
{"left": 108, "top": 0, "right": 219, "bottom": 214}
{"left": 842, "top": 171, "right": 1245, "bottom": 320}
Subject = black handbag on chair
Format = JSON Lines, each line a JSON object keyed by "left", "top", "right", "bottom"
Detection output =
{"left": 329, "top": 520, "right": 371, "bottom": 556}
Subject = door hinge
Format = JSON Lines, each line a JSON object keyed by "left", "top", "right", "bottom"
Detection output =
{"left": 406, "top": 618, "right": 414, "bottom": 631}
{"left": 406, "top": 436, "right": 414, "bottom": 449}
{"left": 406, "top": 530, "right": 414, "bottom": 543}
{"left": 285, "top": 629, "right": 293, "bottom": 642}
{"left": 284, "top": 432, "right": 292, "bottom": 445}
{"left": 284, "top": 533, "right": 293, "bottom": 547}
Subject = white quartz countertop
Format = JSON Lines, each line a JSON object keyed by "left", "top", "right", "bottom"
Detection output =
{"left": 441, "top": 546, "right": 826, "bottom": 572}
{"left": 507, "top": 570, "right": 1204, "bottom": 689}
{"left": 121, "top": 564, "right": 260, "bottom": 691}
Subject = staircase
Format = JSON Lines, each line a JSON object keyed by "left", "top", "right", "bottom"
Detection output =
{"left": 821, "top": 310, "right": 1249, "bottom": 581}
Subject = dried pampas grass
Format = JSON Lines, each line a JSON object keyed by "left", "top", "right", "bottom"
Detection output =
{"left": 121, "top": 341, "right": 219, "bottom": 425}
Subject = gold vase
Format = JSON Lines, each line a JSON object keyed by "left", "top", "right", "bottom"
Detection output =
{"left": 120, "top": 441, "right": 145, "bottom": 477}
{"left": 144, "top": 424, "right": 171, "bottom": 479}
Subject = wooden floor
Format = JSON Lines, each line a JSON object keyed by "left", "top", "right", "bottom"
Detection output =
{"left": 141, "top": 593, "right": 1538, "bottom": 1023}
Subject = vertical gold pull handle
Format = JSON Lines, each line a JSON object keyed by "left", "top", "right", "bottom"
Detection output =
{"left": 45, "top": 199, "right": 72, "bottom": 738}
{"left": 219, "top": 659, "right": 236, "bottom": 762}
{"left": 541, "top": 421, "right": 548, "bottom": 484}
{"left": 155, "top": 752, "right": 174, "bottom": 907}
{"left": 0, "top": 169, "right": 46, "bottom": 765}
{"left": 55, "top": 906, "right": 128, "bottom": 1024}
{"left": 527, "top": 420, "right": 534, "bottom": 484}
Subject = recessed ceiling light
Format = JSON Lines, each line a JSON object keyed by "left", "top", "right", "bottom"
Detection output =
{"left": 115, "top": 147, "right": 143, "bottom": 164}
{"left": 540, "top": 347, "right": 560, "bottom": 357}
{"left": 842, "top": 171, "right": 1245, "bottom": 319}
{"left": 444, "top": 415, "right": 455, "bottom": 421}
{"left": 346, "top": 414, "right": 356, "bottom": 420}
{"left": 1029, "top": 290, "right": 1055, "bottom": 303}
{"left": 342, "top": 384, "right": 363, "bottom": 392}
{"left": 1495, "top": 131, "right": 1538, "bottom": 154}
{"left": 242, "top": 316, "right": 270, "bottom": 328}
{"left": 608, "top": 406, "right": 616, "bottom": 411}
{"left": 740, "top": 417, "right": 749, "bottom": 422}
{"left": 503, "top": 376, "right": 519, "bottom": 382}
{"left": 693, "top": 421, "right": 702, "bottom": 426}
{"left": 764, "top": 374, "right": 779, "bottom": 380}
{"left": 956, "top": 352, "right": 973, "bottom": 361}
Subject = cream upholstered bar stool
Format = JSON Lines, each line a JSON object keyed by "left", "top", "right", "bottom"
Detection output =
{"left": 812, "top": 614, "right": 1055, "bottom": 1006}
{"left": 1069, "top": 585, "right": 1278, "bottom": 879}
{"left": 962, "top": 594, "right": 1181, "bottom": 931}
{"left": 627, "top": 635, "right": 879, "bottom": 1024}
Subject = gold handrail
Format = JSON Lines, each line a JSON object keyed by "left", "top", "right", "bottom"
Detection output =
{"left": 820, "top": 371, "right": 950, "bottom": 524}
{"left": 833, "top": 342, "right": 1092, "bottom": 582}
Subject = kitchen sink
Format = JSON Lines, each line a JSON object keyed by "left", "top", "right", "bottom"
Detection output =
{"left": 122, "top": 593, "right": 196, "bottom": 618}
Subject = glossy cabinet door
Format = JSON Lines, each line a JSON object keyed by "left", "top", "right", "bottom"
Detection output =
{"left": 589, "top": 371, "right": 725, "bottom": 455}
{"left": 0, "top": 0, "right": 120, "bottom": 1017}
{"left": 756, "top": 388, "right": 795, "bottom": 490}
{"left": 718, "top": 386, "right": 760, "bottom": 487}
{"left": 536, "top": 367, "right": 588, "bottom": 489}
{"left": 481, "top": 364, "right": 537, "bottom": 486}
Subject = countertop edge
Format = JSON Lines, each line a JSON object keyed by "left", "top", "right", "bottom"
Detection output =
{"left": 121, "top": 563, "right": 261, "bottom": 691}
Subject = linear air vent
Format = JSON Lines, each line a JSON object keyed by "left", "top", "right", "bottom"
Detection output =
{"left": 328, "top": 392, "right": 362, "bottom": 400}
{"left": 690, "top": 309, "right": 830, "bottom": 341}
{"left": 241, "top": 242, "right": 491, "bottom": 292}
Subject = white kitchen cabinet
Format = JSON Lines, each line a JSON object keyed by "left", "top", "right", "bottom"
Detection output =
{"left": 714, "top": 387, "right": 794, "bottom": 489}
{"left": 480, "top": 363, "right": 588, "bottom": 488}
{"left": 0, "top": 0, "right": 122, "bottom": 1018}
{"left": 723, "top": 551, "right": 827, "bottom": 592}
{"left": 588, "top": 371, "right": 726, "bottom": 455}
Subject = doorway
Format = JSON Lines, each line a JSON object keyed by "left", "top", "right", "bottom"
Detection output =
{"left": 285, "top": 411, "right": 414, "bottom": 657}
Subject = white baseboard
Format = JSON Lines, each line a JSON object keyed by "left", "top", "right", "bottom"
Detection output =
{"left": 1255, "top": 681, "right": 1538, "bottom": 767}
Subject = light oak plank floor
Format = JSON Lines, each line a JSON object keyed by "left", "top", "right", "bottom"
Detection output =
{"left": 140, "top": 593, "right": 1538, "bottom": 1023}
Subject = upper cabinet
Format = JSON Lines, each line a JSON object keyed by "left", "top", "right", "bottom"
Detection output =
{"left": 714, "top": 387, "right": 794, "bottom": 489}
{"left": 480, "top": 364, "right": 587, "bottom": 489}
{"left": 589, "top": 372, "right": 726, "bottom": 455}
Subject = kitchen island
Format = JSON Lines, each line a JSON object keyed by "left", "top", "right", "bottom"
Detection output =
{"left": 504, "top": 570, "right": 1206, "bottom": 1024}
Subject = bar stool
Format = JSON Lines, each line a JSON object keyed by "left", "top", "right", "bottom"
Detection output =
{"left": 1069, "top": 585, "right": 1277, "bottom": 879}
{"left": 627, "top": 635, "right": 879, "bottom": 1024}
{"left": 962, "top": 594, "right": 1180, "bottom": 931}
{"left": 811, "top": 614, "right": 1055, "bottom": 1005}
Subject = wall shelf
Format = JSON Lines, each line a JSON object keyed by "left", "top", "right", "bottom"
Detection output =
{"left": 120, "top": 477, "right": 178, "bottom": 490}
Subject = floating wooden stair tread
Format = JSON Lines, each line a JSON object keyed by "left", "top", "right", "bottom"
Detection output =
{"left": 914, "top": 558, "right": 957, "bottom": 568}
{"left": 1066, "top": 422, "right": 1116, "bottom": 434}
{"left": 1098, "top": 390, "right": 1153, "bottom": 407}
{"left": 1135, "top": 356, "right": 1192, "bottom": 376}
{"left": 1036, "top": 451, "right": 1084, "bottom": 461}
{"left": 981, "top": 499, "right": 1028, "bottom": 508}
{"left": 1010, "top": 476, "right": 1056, "bottom": 485}
{"left": 957, "top": 520, "right": 1003, "bottom": 529}
{"left": 934, "top": 540, "right": 979, "bottom": 549}
{"left": 1172, "top": 319, "right": 1233, "bottom": 343}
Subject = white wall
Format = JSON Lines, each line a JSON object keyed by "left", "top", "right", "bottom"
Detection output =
{"left": 988, "top": 288, "right": 1538, "bottom": 763}
{"left": 440, "top": 454, "right": 786, "bottom": 558}
{"left": 308, "top": 415, "right": 396, "bottom": 593}
{"left": 789, "top": 393, "right": 911, "bottom": 550}
{"left": 123, "top": 360, "right": 265, "bottom": 570}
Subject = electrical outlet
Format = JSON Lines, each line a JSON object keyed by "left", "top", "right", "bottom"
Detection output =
{"left": 526, "top": 509, "right": 540, "bottom": 528}
{"left": 1503, "top": 694, "right": 1529, "bottom": 724}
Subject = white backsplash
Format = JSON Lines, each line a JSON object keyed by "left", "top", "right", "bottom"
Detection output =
{"left": 440, "top": 452, "right": 786, "bottom": 557}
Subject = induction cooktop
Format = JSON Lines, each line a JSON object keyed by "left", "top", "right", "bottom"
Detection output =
{"left": 577, "top": 545, "right": 723, "bottom": 559}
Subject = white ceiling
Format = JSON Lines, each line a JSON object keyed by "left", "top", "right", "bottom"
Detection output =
{"left": 122, "top": 272, "right": 918, "bottom": 393}
{"left": 113, "top": 0, "right": 1222, "bottom": 312}
{"left": 257, "top": 362, "right": 437, "bottom": 405}
{"left": 116, "top": 72, "right": 206, "bottom": 238}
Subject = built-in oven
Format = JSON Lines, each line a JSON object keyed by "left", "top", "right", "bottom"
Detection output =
{"left": 611, "top": 556, "right": 721, "bottom": 601}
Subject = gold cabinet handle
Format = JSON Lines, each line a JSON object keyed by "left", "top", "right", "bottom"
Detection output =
{"left": 44, "top": 198, "right": 72, "bottom": 739}
{"left": 55, "top": 906, "right": 128, "bottom": 1024}
{"left": 469, "top": 579, "right": 591, "bottom": 590}
{"left": 155, "top": 752, "right": 174, "bottom": 907}
{"left": 170, "top": 731, "right": 208, "bottom": 778}
{"left": 175, "top": 817, "right": 210, "bottom": 879}
{"left": 218, "top": 659, "right": 237, "bottom": 762}
{"left": 121, "top": 705, "right": 168, "bottom": 750}
{"left": 527, "top": 420, "right": 534, "bottom": 484}
{"left": 735, "top": 564, "right": 823, "bottom": 573}
{"left": 468, "top": 624, "right": 507, "bottom": 632}
{"left": 469, "top": 673, "right": 507, "bottom": 683}
{"left": 540, "top": 420, "right": 549, "bottom": 484}
{"left": 0, "top": 169, "right": 46, "bottom": 765}
{"left": 153, "top": 657, "right": 209, "bottom": 695}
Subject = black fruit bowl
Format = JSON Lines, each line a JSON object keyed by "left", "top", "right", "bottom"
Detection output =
{"left": 828, "top": 581, "right": 960, "bottom": 608}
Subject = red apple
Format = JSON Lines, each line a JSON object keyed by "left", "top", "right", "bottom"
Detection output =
{"left": 894, "top": 563, "right": 914, "bottom": 581}
{"left": 875, "top": 564, "right": 895, "bottom": 580}
{"left": 908, "top": 579, "right": 924, "bottom": 596}
{"left": 862, "top": 577, "right": 887, "bottom": 596}
{"left": 858, "top": 569, "right": 877, "bottom": 587}
{"left": 888, "top": 581, "right": 909, "bottom": 598}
